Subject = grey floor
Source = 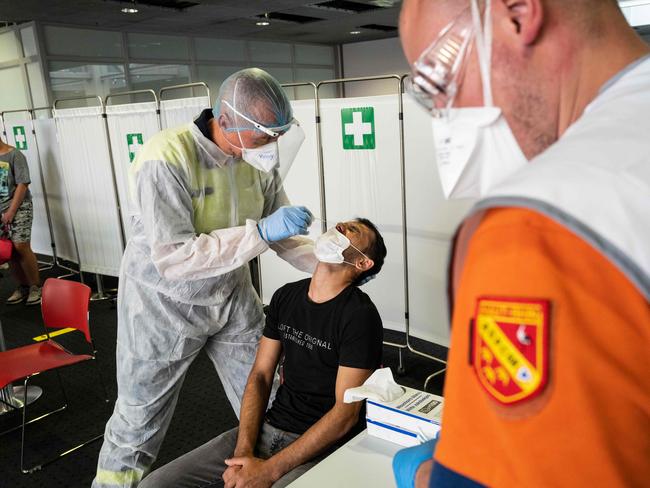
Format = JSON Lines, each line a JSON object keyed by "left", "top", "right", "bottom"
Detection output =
{"left": 0, "top": 265, "right": 447, "bottom": 488}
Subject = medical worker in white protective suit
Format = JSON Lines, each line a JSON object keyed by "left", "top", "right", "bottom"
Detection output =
{"left": 93, "top": 68, "right": 318, "bottom": 487}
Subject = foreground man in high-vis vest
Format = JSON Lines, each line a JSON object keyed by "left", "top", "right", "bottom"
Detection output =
{"left": 93, "top": 68, "right": 317, "bottom": 487}
{"left": 395, "top": 0, "right": 650, "bottom": 486}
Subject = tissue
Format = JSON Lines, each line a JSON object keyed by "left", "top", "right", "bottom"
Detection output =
{"left": 344, "top": 367, "right": 405, "bottom": 403}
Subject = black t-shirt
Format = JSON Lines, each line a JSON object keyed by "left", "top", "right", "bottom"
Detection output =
{"left": 263, "top": 278, "right": 383, "bottom": 436}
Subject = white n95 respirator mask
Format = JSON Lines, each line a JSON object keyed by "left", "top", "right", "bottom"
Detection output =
{"left": 240, "top": 141, "right": 279, "bottom": 173}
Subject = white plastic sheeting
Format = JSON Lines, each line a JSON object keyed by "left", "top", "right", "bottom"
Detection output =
{"left": 160, "top": 96, "right": 210, "bottom": 129}
{"left": 32, "top": 117, "right": 78, "bottom": 263}
{"left": 106, "top": 101, "right": 161, "bottom": 240}
{"left": 2, "top": 116, "right": 52, "bottom": 256}
{"left": 259, "top": 100, "right": 321, "bottom": 303}
{"left": 402, "top": 97, "right": 474, "bottom": 346}
{"left": 53, "top": 106, "right": 124, "bottom": 276}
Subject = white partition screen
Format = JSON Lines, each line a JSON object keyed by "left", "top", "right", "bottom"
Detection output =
{"left": 259, "top": 99, "right": 321, "bottom": 303}
{"left": 54, "top": 106, "right": 124, "bottom": 276}
{"left": 32, "top": 117, "right": 78, "bottom": 263}
{"left": 403, "top": 97, "right": 475, "bottom": 346}
{"left": 319, "top": 94, "right": 406, "bottom": 333}
{"left": 3, "top": 116, "right": 52, "bottom": 256}
{"left": 160, "top": 97, "right": 210, "bottom": 129}
{"left": 106, "top": 102, "right": 161, "bottom": 240}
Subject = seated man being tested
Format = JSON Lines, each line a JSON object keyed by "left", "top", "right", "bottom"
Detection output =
{"left": 140, "top": 218, "right": 388, "bottom": 488}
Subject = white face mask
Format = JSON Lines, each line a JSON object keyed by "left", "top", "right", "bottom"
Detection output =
{"left": 314, "top": 228, "right": 369, "bottom": 266}
{"left": 240, "top": 140, "right": 279, "bottom": 173}
{"left": 432, "top": 0, "right": 527, "bottom": 199}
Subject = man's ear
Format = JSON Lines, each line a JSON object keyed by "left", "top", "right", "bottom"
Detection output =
{"left": 498, "top": 0, "right": 544, "bottom": 46}
{"left": 358, "top": 258, "right": 374, "bottom": 273}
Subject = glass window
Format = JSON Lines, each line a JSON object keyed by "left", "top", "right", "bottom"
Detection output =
{"left": 195, "top": 38, "right": 246, "bottom": 62}
{"left": 49, "top": 62, "right": 126, "bottom": 103}
{"left": 26, "top": 62, "right": 48, "bottom": 108}
{"left": 129, "top": 63, "right": 191, "bottom": 98}
{"left": 196, "top": 64, "right": 245, "bottom": 105}
{"left": 249, "top": 41, "right": 291, "bottom": 64}
{"left": 0, "top": 66, "right": 29, "bottom": 111}
{"left": 0, "top": 31, "right": 21, "bottom": 62}
{"left": 20, "top": 26, "right": 38, "bottom": 58}
{"left": 294, "top": 44, "right": 334, "bottom": 65}
{"left": 44, "top": 26, "right": 122, "bottom": 58}
{"left": 128, "top": 33, "right": 189, "bottom": 60}
{"left": 258, "top": 66, "right": 295, "bottom": 100}
{"left": 295, "top": 67, "right": 336, "bottom": 99}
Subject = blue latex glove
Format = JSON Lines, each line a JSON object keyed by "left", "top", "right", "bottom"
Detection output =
{"left": 392, "top": 439, "right": 437, "bottom": 488}
{"left": 257, "top": 206, "right": 313, "bottom": 243}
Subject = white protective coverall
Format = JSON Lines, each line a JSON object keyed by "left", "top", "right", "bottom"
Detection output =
{"left": 93, "top": 111, "right": 316, "bottom": 487}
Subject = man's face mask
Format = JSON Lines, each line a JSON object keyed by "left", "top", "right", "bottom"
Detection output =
{"left": 314, "top": 227, "right": 369, "bottom": 266}
{"left": 405, "top": 0, "right": 528, "bottom": 199}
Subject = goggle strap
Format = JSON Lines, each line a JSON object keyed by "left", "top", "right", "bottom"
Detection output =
{"left": 222, "top": 100, "right": 280, "bottom": 138}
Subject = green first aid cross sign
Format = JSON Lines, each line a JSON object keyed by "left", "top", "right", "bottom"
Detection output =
{"left": 127, "top": 133, "right": 144, "bottom": 163}
{"left": 341, "top": 107, "right": 375, "bottom": 150}
{"left": 13, "top": 126, "right": 27, "bottom": 150}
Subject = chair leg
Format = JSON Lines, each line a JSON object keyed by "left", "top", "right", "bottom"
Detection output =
{"left": 15, "top": 366, "right": 105, "bottom": 474}
{"left": 20, "top": 377, "right": 29, "bottom": 473}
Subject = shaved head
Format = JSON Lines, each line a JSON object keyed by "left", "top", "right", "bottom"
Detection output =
{"left": 399, "top": 0, "right": 648, "bottom": 159}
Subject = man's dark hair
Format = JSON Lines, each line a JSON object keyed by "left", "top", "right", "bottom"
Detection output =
{"left": 354, "top": 218, "right": 387, "bottom": 286}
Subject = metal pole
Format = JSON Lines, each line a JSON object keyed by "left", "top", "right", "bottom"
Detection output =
{"left": 159, "top": 82, "right": 211, "bottom": 104}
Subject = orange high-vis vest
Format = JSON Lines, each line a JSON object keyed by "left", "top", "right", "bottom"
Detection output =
{"left": 431, "top": 56, "right": 650, "bottom": 487}
{"left": 434, "top": 208, "right": 650, "bottom": 487}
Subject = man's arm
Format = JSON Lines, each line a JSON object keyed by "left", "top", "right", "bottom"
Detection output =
{"left": 1, "top": 183, "right": 28, "bottom": 224}
{"left": 226, "top": 366, "right": 374, "bottom": 485}
{"left": 233, "top": 337, "right": 283, "bottom": 457}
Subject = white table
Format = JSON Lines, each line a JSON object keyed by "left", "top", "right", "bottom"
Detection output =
{"left": 288, "top": 430, "right": 401, "bottom": 487}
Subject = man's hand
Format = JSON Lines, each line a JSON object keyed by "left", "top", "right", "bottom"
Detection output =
{"left": 1, "top": 210, "right": 15, "bottom": 225}
{"left": 224, "top": 456, "right": 276, "bottom": 488}
{"left": 222, "top": 464, "right": 242, "bottom": 488}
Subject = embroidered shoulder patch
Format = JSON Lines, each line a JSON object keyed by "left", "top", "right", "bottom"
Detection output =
{"left": 473, "top": 297, "right": 550, "bottom": 405}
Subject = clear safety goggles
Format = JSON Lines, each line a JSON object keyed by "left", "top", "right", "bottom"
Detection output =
{"left": 222, "top": 100, "right": 294, "bottom": 138}
{"left": 405, "top": 6, "right": 475, "bottom": 115}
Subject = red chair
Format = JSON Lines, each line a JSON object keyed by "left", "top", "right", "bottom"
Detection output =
{"left": 0, "top": 278, "right": 109, "bottom": 473}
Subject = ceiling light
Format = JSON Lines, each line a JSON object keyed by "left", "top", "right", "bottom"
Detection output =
{"left": 121, "top": 7, "right": 138, "bottom": 13}
{"left": 350, "top": 30, "right": 361, "bottom": 35}
{"left": 256, "top": 20, "right": 270, "bottom": 26}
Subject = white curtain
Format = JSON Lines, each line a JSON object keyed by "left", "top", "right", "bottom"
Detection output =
{"left": 160, "top": 96, "right": 210, "bottom": 129}
{"left": 53, "top": 106, "right": 124, "bottom": 276}
{"left": 2, "top": 116, "right": 52, "bottom": 256}
{"left": 260, "top": 100, "right": 321, "bottom": 303}
{"left": 32, "top": 117, "right": 78, "bottom": 263}
{"left": 106, "top": 101, "right": 161, "bottom": 241}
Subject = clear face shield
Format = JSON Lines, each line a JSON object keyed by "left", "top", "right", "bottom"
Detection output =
{"left": 222, "top": 94, "right": 306, "bottom": 176}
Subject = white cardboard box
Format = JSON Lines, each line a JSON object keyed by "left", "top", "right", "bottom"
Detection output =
{"left": 366, "top": 386, "right": 443, "bottom": 447}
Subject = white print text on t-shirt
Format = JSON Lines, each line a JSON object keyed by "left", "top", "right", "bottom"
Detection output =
{"left": 277, "top": 323, "right": 332, "bottom": 351}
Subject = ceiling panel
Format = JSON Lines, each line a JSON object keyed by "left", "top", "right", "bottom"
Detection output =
{"left": 0, "top": 0, "right": 402, "bottom": 45}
